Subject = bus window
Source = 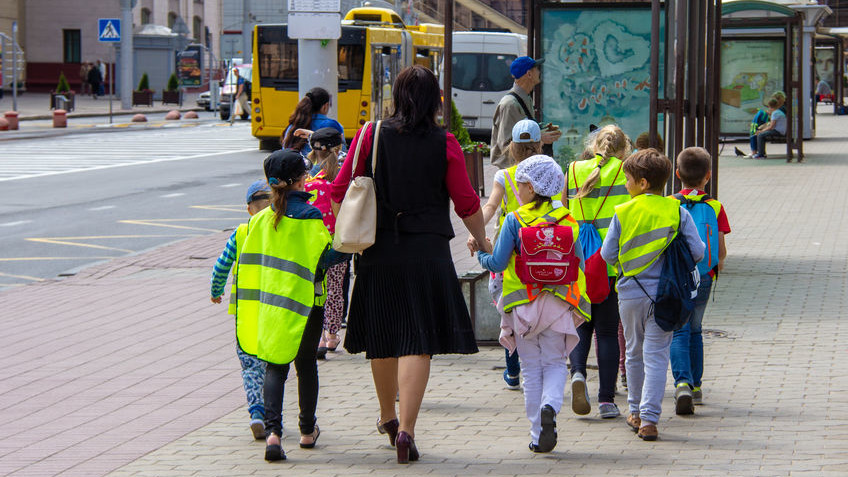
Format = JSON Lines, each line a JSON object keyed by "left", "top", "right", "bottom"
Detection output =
{"left": 451, "top": 53, "right": 515, "bottom": 92}
{"left": 339, "top": 44, "right": 365, "bottom": 90}
{"left": 372, "top": 47, "right": 400, "bottom": 120}
{"left": 415, "top": 48, "right": 433, "bottom": 70}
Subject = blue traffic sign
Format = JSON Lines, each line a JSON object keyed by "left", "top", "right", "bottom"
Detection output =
{"left": 98, "top": 19, "right": 121, "bottom": 42}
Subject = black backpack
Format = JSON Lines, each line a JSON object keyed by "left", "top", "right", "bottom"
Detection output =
{"left": 633, "top": 210, "right": 700, "bottom": 332}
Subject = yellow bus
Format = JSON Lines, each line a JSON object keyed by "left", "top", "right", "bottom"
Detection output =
{"left": 251, "top": 7, "right": 444, "bottom": 150}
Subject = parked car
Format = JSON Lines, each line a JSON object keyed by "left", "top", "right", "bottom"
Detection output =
{"left": 196, "top": 90, "right": 211, "bottom": 110}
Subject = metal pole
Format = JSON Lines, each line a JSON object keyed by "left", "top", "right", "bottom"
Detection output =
{"left": 243, "top": 0, "right": 251, "bottom": 60}
{"left": 12, "top": 20, "right": 18, "bottom": 111}
{"left": 109, "top": 48, "right": 114, "bottom": 123}
{"left": 649, "top": 0, "right": 660, "bottom": 150}
{"left": 443, "top": 0, "right": 453, "bottom": 131}
{"left": 120, "top": 0, "right": 134, "bottom": 109}
{"left": 712, "top": 0, "right": 721, "bottom": 198}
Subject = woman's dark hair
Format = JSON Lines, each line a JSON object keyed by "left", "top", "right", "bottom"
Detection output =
{"left": 281, "top": 87, "right": 331, "bottom": 148}
{"left": 388, "top": 65, "right": 441, "bottom": 134}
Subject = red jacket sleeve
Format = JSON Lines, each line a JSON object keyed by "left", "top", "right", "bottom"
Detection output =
{"left": 330, "top": 124, "right": 373, "bottom": 203}
{"left": 445, "top": 133, "right": 481, "bottom": 218}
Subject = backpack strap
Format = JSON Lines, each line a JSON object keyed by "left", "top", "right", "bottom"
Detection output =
{"left": 508, "top": 92, "right": 534, "bottom": 120}
{"left": 575, "top": 160, "right": 623, "bottom": 225}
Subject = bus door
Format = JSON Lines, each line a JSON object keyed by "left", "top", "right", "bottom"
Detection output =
{"left": 371, "top": 45, "right": 401, "bottom": 121}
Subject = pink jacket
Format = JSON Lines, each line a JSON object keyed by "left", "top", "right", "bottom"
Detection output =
{"left": 498, "top": 292, "right": 582, "bottom": 356}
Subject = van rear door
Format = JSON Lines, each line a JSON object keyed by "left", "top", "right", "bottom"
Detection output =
{"left": 450, "top": 52, "right": 483, "bottom": 131}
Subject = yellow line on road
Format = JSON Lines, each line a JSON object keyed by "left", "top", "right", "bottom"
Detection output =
{"left": 191, "top": 205, "right": 243, "bottom": 212}
{"left": 26, "top": 237, "right": 134, "bottom": 253}
{"left": 119, "top": 218, "right": 241, "bottom": 232}
{"left": 0, "top": 271, "right": 46, "bottom": 281}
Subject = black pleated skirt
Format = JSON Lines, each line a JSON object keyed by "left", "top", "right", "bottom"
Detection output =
{"left": 343, "top": 230, "right": 479, "bottom": 359}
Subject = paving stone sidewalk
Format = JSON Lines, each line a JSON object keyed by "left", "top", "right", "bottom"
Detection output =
{"left": 1, "top": 114, "right": 847, "bottom": 476}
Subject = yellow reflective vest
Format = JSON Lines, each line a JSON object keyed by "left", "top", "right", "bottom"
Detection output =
{"left": 613, "top": 194, "right": 680, "bottom": 277}
{"left": 500, "top": 202, "right": 591, "bottom": 320}
{"left": 235, "top": 206, "right": 331, "bottom": 365}
{"left": 568, "top": 155, "right": 630, "bottom": 276}
{"left": 227, "top": 223, "right": 249, "bottom": 315}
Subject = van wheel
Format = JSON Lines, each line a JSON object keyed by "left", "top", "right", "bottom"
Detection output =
{"left": 259, "top": 139, "right": 281, "bottom": 151}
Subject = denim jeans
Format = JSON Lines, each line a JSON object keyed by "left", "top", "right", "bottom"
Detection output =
{"left": 756, "top": 129, "right": 783, "bottom": 156}
{"left": 505, "top": 348, "right": 521, "bottom": 378}
{"left": 619, "top": 297, "right": 673, "bottom": 425}
{"left": 670, "top": 274, "right": 713, "bottom": 388}
{"left": 568, "top": 279, "right": 620, "bottom": 403}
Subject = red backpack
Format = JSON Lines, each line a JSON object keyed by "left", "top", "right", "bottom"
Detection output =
{"left": 513, "top": 212, "right": 579, "bottom": 286}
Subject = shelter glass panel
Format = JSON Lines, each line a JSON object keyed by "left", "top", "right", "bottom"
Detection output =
{"left": 719, "top": 39, "right": 784, "bottom": 135}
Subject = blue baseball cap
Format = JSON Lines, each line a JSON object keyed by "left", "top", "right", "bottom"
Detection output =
{"left": 245, "top": 179, "right": 271, "bottom": 204}
{"left": 510, "top": 56, "right": 544, "bottom": 79}
{"left": 512, "top": 119, "right": 541, "bottom": 143}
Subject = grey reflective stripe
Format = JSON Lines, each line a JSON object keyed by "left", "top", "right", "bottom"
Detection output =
{"left": 238, "top": 288, "right": 312, "bottom": 317}
{"left": 619, "top": 226, "right": 675, "bottom": 256}
{"left": 620, "top": 250, "right": 664, "bottom": 274}
{"left": 567, "top": 184, "right": 628, "bottom": 199}
{"left": 239, "top": 253, "right": 315, "bottom": 282}
{"left": 502, "top": 288, "right": 529, "bottom": 305}
{"left": 577, "top": 216, "right": 613, "bottom": 230}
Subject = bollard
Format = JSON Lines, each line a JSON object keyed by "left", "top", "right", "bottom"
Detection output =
{"left": 183, "top": 111, "right": 199, "bottom": 119}
{"left": 165, "top": 110, "right": 181, "bottom": 120}
{"left": 53, "top": 109, "right": 67, "bottom": 128}
{"left": 131, "top": 114, "right": 148, "bottom": 123}
{"left": 0, "top": 117, "right": 8, "bottom": 131}
{"left": 4, "top": 111, "right": 19, "bottom": 130}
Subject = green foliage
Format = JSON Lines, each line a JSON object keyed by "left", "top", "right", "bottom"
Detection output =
{"left": 56, "top": 71, "right": 71, "bottom": 93}
{"left": 166, "top": 73, "right": 179, "bottom": 92}
{"left": 137, "top": 72, "right": 150, "bottom": 92}
{"left": 449, "top": 100, "right": 471, "bottom": 146}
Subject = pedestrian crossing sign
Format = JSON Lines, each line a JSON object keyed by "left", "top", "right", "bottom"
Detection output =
{"left": 98, "top": 19, "right": 121, "bottom": 42}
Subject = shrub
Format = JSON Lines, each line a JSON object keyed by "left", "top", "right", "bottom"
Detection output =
{"left": 56, "top": 72, "right": 71, "bottom": 93}
{"left": 166, "top": 73, "right": 179, "bottom": 92}
{"left": 449, "top": 100, "right": 471, "bottom": 146}
{"left": 137, "top": 73, "right": 150, "bottom": 91}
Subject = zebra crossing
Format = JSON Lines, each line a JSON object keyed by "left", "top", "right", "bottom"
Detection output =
{"left": 0, "top": 123, "right": 258, "bottom": 181}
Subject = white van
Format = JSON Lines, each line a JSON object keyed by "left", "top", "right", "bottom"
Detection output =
{"left": 448, "top": 31, "right": 527, "bottom": 136}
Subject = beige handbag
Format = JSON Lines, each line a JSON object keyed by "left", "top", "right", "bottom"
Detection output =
{"left": 332, "top": 121, "right": 381, "bottom": 253}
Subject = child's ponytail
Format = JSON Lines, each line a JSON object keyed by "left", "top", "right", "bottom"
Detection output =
{"left": 572, "top": 125, "right": 630, "bottom": 200}
{"left": 270, "top": 182, "right": 291, "bottom": 229}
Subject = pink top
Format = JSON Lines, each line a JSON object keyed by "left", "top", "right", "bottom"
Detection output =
{"left": 305, "top": 175, "right": 336, "bottom": 234}
{"left": 330, "top": 124, "right": 481, "bottom": 218}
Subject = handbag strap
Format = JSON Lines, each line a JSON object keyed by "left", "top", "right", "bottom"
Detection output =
{"left": 349, "top": 121, "right": 370, "bottom": 179}
{"left": 371, "top": 120, "right": 382, "bottom": 177}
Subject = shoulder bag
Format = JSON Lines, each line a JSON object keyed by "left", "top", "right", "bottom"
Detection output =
{"left": 332, "top": 121, "right": 381, "bottom": 253}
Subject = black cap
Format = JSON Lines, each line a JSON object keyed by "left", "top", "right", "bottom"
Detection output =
{"left": 310, "top": 127, "right": 344, "bottom": 151}
{"left": 264, "top": 149, "right": 311, "bottom": 186}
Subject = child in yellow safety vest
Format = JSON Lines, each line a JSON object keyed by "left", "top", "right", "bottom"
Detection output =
{"left": 469, "top": 118, "right": 544, "bottom": 391}
{"left": 476, "top": 155, "right": 590, "bottom": 453}
{"left": 210, "top": 180, "right": 271, "bottom": 440}
{"left": 236, "top": 150, "right": 349, "bottom": 462}
{"left": 600, "top": 149, "right": 705, "bottom": 442}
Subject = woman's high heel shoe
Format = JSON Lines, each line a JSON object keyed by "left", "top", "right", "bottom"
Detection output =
{"left": 395, "top": 431, "right": 419, "bottom": 464}
{"left": 325, "top": 332, "right": 340, "bottom": 351}
{"left": 376, "top": 417, "right": 399, "bottom": 446}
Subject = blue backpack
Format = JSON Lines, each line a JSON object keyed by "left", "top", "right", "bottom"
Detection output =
{"left": 674, "top": 193, "right": 720, "bottom": 276}
{"left": 633, "top": 209, "right": 700, "bottom": 332}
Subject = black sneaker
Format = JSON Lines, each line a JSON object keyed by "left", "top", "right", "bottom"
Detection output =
{"left": 537, "top": 405, "right": 557, "bottom": 452}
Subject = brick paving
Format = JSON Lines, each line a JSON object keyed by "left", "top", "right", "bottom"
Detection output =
{"left": 1, "top": 114, "right": 847, "bottom": 476}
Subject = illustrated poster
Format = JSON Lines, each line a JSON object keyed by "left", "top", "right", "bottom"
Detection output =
{"left": 719, "top": 39, "right": 784, "bottom": 136}
{"left": 540, "top": 7, "right": 664, "bottom": 167}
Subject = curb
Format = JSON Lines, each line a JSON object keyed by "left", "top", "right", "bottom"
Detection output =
{"left": 0, "top": 117, "right": 234, "bottom": 142}
{"left": 17, "top": 106, "right": 205, "bottom": 122}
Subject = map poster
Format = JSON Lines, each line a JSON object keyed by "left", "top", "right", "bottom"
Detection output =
{"left": 177, "top": 46, "right": 203, "bottom": 87}
{"left": 540, "top": 7, "right": 664, "bottom": 168}
{"left": 719, "top": 39, "right": 784, "bottom": 136}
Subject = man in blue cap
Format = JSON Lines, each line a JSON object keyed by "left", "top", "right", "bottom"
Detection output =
{"left": 491, "top": 56, "right": 562, "bottom": 169}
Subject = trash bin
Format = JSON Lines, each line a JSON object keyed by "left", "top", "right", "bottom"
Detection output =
{"left": 53, "top": 95, "right": 69, "bottom": 111}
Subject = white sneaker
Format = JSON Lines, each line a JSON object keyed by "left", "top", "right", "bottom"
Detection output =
{"left": 571, "top": 372, "right": 591, "bottom": 415}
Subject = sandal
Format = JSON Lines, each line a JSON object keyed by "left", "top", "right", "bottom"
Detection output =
{"left": 299, "top": 425, "right": 321, "bottom": 449}
{"left": 325, "top": 331, "right": 340, "bottom": 351}
{"left": 265, "top": 434, "right": 286, "bottom": 461}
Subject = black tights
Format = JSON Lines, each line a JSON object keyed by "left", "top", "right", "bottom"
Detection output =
{"left": 263, "top": 305, "right": 324, "bottom": 437}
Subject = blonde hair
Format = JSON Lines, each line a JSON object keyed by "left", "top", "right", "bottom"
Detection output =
{"left": 573, "top": 125, "right": 631, "bottom": 200}
{"left": 509, "top": 141, "right": 542, "bottom": 165}
{"left": 307, "top": 145, "right": 342, "bottom": 182}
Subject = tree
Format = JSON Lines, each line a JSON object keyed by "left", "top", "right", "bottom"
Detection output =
{"left": 56, "top": 71, "right": 71, "bottom": 93}
{"left": 166, "top": 73, "right": 179, "bottom": 92}
{"left": 137, "top": 73, "right": 150, "bottom": 92}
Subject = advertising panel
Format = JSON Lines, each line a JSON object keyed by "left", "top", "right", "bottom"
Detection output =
{"left": 540, "top": 6, "right": 664, "bottom": 167}
{"left": 177, "top": 46, "right": 203, "bottom": 87}
{"left": 815, "top": 47, "right": 835, "bottom": 90}
{"left": 719, "top": 39, "right": 784, "bottom": 136}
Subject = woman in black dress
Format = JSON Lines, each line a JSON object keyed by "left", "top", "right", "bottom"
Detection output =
{"left": 331, "top": 65, "right": 490, "bottom": 464}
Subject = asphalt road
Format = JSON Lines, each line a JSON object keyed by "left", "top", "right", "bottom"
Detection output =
{"left": 0, "top": 122, "right": 269, "bottom": 289}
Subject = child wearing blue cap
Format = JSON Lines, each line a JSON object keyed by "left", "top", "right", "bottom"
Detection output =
{"left": 210, "top": 180, "right": 272, "bottom": 440}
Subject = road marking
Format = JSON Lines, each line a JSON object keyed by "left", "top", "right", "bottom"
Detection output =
{"left": 27, "top": 237, "right": 135, "bottom": 253}
{"left": 0, "top": 256, "right": 118, "bottom": 261}
{"left": 0, "top": 271, "right": 45, "bottom": 282}
{"left": 0, "top": 220, "right": 32, "bottom": 227}
{"left": 220, "top": 183, "right": 242, "bottom": 188}
{"left": 191, "top": 205, "right": 243, "bottom": 213}
{"left": 161, "top": 193, "right": 186, "bottom": 198}
{"left": 119, "top": 217, "right": 241, "bottom": 233}
{"left": 89, "top": 205, "right": 117, "bottom": 211}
